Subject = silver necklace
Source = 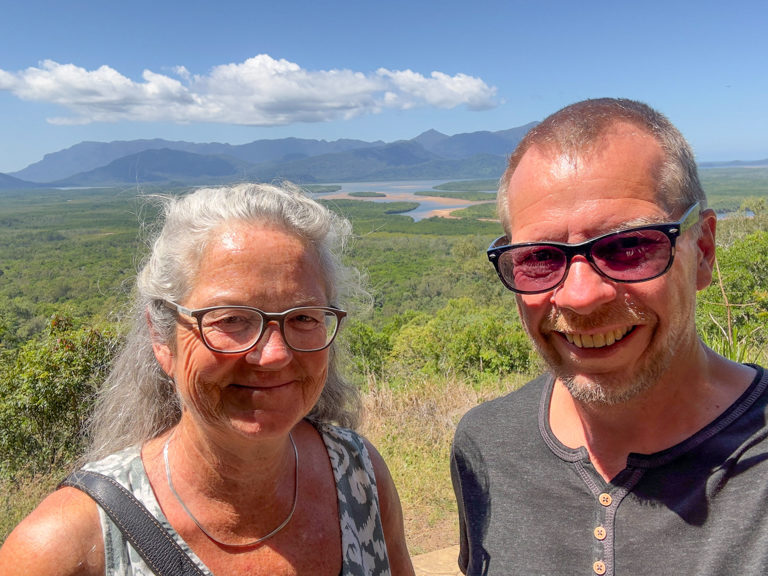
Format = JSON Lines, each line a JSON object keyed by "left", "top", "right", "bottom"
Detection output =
{"left": 163, "top": 432, "right": 299, "bottom": 548}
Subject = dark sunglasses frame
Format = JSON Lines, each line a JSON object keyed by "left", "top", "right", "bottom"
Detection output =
{"left": 487, "top": 202, "right": 701, "bottom": 294}
{"left": 161, "top": 300, "right": 347, "bottom": 353}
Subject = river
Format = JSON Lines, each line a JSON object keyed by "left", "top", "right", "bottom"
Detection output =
{"left": 310, "top": 179, "right": 496, "bottom": 221}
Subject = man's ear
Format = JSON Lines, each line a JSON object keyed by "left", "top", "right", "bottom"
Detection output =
{"left": 695, "top": 209, "right": 718, "bottom": 291}
{"left": 147, "top": 310, "right": 174, "bottom": 379}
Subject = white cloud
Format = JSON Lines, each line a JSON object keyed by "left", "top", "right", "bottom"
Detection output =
{"left": 0, "top": 55, "right": 499, "bottom": 126}
{"left": 376, "top": 69, "right": 498, "bottom": 111}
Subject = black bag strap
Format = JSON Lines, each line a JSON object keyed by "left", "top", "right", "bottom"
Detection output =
{"left": 60, "top": 469, "right": 206, "bottom": 576}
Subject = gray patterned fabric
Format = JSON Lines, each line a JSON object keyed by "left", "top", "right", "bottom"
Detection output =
{"left": 82, "top": 422, "right": 391, "bottom": 575}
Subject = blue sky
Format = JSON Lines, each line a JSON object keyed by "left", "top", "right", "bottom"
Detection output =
{"left": 1, "top": 0, "right": 766, "bottom": 174}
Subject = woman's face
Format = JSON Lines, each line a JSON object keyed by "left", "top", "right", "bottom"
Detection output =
{"left": 153, "top": 222, "right": 331, "bottom": 442}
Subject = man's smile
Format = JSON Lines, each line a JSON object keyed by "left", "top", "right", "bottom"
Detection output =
{"left": 562, "top": 326, "right": 633, "bottom": 349}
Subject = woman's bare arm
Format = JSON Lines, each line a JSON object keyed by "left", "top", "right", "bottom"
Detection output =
{"left": 0, "top": 487, "right": 104, "bottom": 576}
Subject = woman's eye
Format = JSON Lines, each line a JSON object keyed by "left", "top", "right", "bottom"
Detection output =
{"left": 204, "top": 311, "right": 257, "bottom": 332}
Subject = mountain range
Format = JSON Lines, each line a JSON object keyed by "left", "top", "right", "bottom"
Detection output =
{"left": 1, "top": 124, "right": 540, "bottom": 189}
{"left": 4, "top": 123, "right": 766, "bottom": 190}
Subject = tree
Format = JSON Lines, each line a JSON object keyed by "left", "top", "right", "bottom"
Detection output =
{"left": 0, "top": 314, "right": 118, "bottom": 480}
{"left": 387, "top": 298, "right": 534, "bottom": 380}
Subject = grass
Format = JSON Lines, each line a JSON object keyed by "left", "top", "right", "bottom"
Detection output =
{"left": 360, "top": 374, "right": 526, "bottom": 554}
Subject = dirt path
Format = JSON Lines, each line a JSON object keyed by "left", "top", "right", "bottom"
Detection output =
{"left": 412, "top": 545, "right": 462, "bottom": 575}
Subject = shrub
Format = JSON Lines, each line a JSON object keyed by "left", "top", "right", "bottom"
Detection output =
{"left": 698, "top": 230, "right": 768, "bottom": 364}
{"left": 0, "top": 315, "right": 118, "bottom": 480}
{"left": 387, "top": 298, "right": 534, "bottom": 379}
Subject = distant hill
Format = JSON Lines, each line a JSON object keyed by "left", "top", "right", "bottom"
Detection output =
{"left": 700, "top": 159, "right": 768, "bottom": 168}
{"left": 412, "top": 129, "right": 450, "bottom": 150}
{"left": 1, "top": 126, "right": 534, "bottom": 188}
{"left": 50, "top": 149, "right": 247, "bottom": 187}
{"left": 422, "top": 123, "right": 538, "bottom": 158}
{"left": 11, "top": 137, "right": 384, "bottom": 183}
{"left": 0, "top": 172, "right": 37, "bottom": 190}
{"left": 242, "top": 141, "right": 507, "bottom": 183}
{"left": 3, "top": 125, "right": 768, "bottom": 190}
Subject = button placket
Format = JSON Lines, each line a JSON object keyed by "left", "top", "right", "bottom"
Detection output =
{"left": 591, "top": 492, "right": 614, "bottom": 574}
{"left": 572, "top": 461, "right": 645, "bottom": 576}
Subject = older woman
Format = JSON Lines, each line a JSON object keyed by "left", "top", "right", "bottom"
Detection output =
{"left": 0, "top": 183, "right": 414, "bottom": 576}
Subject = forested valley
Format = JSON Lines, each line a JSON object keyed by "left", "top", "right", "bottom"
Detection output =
{"left": 1, "top": 171, "right": 767, "bottom": 552}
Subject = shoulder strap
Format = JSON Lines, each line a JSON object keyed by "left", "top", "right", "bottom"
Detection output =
{"left": 60, "top": 469, "right": 206, "bottom": 576}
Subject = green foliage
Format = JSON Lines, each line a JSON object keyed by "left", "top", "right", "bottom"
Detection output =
{"left": 348, "top": 191, "right": 386, "bottom": 198}
{"left": 414, "top": 190, "right": 496, "bottom": 201}
{"left": 320, "top": 198, "right": 420, "bottom": 222}
{"left": 0, "top": 315, "right": 118, "bottom": 479}
{"left": 300, "top": 184, "right": 341, "bottom": 193}
{"left": 347, "top": 232, "right": 507, "bottom": 323}
{"left": 701, "top": 167, "right": 768, "bottom": 213}
{"left": 343, "top": 320, "right": 391, "bottom": 377}
{"left": 0, "top": 187, "right": 146, "bottom": 341}
{"left": 698, "top": 229, "right": 768, "bottom": 364}
{"left": 433, "top": 179, "right": 498, "bottom": 192}
{"left": 387, "top": 298, "right": 534, "bottom": 380}
{"left": 451, "top": 202, "right": 497, "bottom": 220}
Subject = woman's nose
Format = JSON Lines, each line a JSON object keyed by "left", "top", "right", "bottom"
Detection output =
{"left": 244, "top": 324, "right": 293, "bottom": 366}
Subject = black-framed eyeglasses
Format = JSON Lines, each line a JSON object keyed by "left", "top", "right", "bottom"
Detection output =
{"left": 161, "top": 300, "right": 347, "bottom": 353}
{"left": 487, "top": 202, "right": 701, "bottom": 295}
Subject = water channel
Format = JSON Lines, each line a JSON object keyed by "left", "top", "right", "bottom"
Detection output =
{"left": 310, "top": 179, "right": 496, "bottom": 221}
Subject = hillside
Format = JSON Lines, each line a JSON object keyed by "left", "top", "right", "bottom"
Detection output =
{"left": 52, "top": 149, "right": 246, "bottom": 187}
{"left": 10, "top": 137, "right": 384, "bottom": 183}
{"left": 5, "top": 122, "right": 766, "bottom": 190}
{"left": 0, "top": 172, "right": 36, "bottom": 190}
{"left": 1, "top": 126, "right": 534, "bottom": 188}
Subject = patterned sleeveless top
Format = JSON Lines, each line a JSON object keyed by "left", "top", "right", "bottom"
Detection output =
{"left": 83, "top": 423, "right": 391, "bottom": 575}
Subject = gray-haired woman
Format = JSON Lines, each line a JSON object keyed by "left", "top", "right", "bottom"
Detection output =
{"left": 0, "top": 183, "right": 415, "bottom": 576}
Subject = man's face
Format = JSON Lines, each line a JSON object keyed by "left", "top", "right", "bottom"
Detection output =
{"left": 503, "top": 125, "right": 711, "bottom": 405}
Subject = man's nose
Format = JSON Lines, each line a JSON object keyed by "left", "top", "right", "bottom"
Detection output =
{"left": 550, "top": 256, "right": 617, "bottom": 314}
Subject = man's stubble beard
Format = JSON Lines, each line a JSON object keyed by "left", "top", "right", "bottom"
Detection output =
{"left": 521, "top": 297, "right": 688, "bottom": 406}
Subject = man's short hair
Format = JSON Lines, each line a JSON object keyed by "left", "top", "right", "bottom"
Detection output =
{"left": 497, "top": 98, "right": 707, "bottom": 232}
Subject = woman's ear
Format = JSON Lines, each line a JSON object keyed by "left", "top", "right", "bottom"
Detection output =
{"left": 695, "top": 209, "right": 718, "bottom": 291}
{"left": 147, "top": 309, "right": 174, "bottom": 379}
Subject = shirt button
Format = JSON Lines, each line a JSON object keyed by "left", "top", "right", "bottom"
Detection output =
{"left": 594, "top": 526, "right": 607, "bottom": 540}
{"left": 593, "top": 560, "right": 607, "bottom": 575}
{"left": 599, "top": 493, "right": 612, "bottom": 506}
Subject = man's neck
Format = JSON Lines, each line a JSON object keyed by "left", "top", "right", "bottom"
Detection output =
{"left": 548, "top": 350, "right": 756, "bottom": 482}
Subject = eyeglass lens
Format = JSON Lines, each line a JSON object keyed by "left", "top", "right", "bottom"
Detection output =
{"left": 200, "top": 307, "right": 340, "bottom": 352}
{"left": 498, "top": 228, "right": 673, "bottom": 293}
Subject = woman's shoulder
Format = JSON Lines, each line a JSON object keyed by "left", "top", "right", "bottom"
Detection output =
{"left": 82, "top": 444, "right": 142, "bottom": 476}
{"left": 310, "top": 423, "right": 415, "bottom": 576}
{"left": 311, "top": 421, "right": 377, "bottom": 474}
{"left": 314, "top": 421, "right": 365, "bottom": 446}
{"left": 0, "top": 447, "right": 143, "bottom": 576}
{"left": 0, "top": 486, "right": 104, "bottom": 576}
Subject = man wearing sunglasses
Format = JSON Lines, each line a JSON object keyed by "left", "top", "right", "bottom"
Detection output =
{"left": 451, "top": 98, "right": 768, "bottom": 576}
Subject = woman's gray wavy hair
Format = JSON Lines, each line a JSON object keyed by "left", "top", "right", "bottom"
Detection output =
{"left": 86, "top": 182, "right": 363, "bottom": 461}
